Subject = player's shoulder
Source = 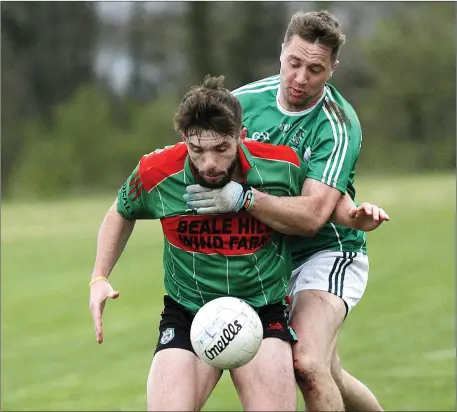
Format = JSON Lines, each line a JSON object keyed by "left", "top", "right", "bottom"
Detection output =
{"left": 139, "top": 142, "right": 187, "bottom": 190}
{"left": 231, "top": 75, "right": 280, "bottom": 110}
{"left": 318, "top": 84, "right": 361, "bottom": 131}
{"left": 243, "top": 139, "right": 300, "bottom": 167}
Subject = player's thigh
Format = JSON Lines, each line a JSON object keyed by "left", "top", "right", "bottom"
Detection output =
{"left": 287, "top": 252, "right": 365, "bottom": 367}
{"left": 147, "top": 295, "right": 222, "bottom": 411}
{"left": 288, "top": 251, "right": 369, "bottom": 317}
{"left": 230, "top": 301, "right": 297, "bottom": 411}
{"left": 147, "top": 348, "right": 221, "bottom": 411}
{"left": 289, "top": 290, "right": 344, "bottom": 376}
{"left": 230, "top": 338, "right": 296, "bottom": 411}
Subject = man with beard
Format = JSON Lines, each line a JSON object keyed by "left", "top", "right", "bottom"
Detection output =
{"left": 89, "top": 75, "right": 386, "bottom": 411}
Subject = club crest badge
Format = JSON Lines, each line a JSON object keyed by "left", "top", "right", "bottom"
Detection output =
{"left": 160, "top": 328, "right": 175, "bottom": 345}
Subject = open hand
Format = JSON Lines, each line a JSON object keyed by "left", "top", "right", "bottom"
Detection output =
{"left": 89, "top": 279, "right": 119, "bottom": 344}
{"left": 348, "top": 202, "right": 390, "bottom": 232}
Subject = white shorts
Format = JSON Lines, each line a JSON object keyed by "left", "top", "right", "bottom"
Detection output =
{"left": 287, "top": 251, "right": 369, "bottom": 315}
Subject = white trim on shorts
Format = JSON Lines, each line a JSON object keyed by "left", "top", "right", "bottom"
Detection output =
{"left": 287, "top": 250, "right": 369, "bottom": 315}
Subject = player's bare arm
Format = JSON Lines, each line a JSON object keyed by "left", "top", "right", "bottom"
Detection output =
{"left": 251, "top": 179, "right": 389, "bottom": 235}
{"left": 250, "top": 177, "right": 341, "bottom": 236}
{"left": 332, "top": 194, "right": 390, "bottom": 232}
{"left": 89, "top": 200, "right": 135, "bottom": 344}
{"left": 186, "top": 177, "right": 390, "bottom": 236}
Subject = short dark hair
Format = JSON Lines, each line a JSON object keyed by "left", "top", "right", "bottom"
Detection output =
{"left": 284, "top": 10, "right": 346, "bottom": 64}
{"left": 174, "top": 75, "right": 243, "bottom": 139}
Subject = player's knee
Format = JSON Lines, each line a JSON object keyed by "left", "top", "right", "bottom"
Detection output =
{"left": 331, "top": 352, "right": 344, "bottom": 384}
{"left": 293, "top": 353, "right": 330, "bottom": 394}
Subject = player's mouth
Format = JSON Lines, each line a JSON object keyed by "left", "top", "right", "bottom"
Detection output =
{"left": 290, "top": 87, "right": 306, "bottom": 98}
{"left": 203, "top": 174, "right": 224, "bottom": 182}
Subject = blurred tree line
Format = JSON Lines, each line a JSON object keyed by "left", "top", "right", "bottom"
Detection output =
{"left": 1, "top": 1, "right": 455, "bottom": 198}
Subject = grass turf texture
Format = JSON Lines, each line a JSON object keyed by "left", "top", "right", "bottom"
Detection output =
{"left": 1, "top": 173, "right": 455, "bottom": 411}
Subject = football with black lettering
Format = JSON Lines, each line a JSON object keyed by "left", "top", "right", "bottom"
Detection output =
{"left": 190, "top": 297, "right": 263, "bottom": 369}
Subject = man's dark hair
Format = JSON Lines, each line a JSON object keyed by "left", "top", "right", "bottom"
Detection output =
{"left": 174, "top": 75, "right": 243, "bottom": 139}
{"left": 284, "top": 10, "right": 346, "bottom": 65}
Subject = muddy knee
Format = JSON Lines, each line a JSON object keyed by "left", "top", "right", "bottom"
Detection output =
{"left": 293, "top": 356, "right": 330, "bottom": 395}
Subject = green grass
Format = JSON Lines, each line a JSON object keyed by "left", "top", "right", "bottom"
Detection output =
{"left": 1, "top": 173, "right": 455, "bottom": 411}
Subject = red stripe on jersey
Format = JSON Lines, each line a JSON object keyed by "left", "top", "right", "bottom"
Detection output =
{"left": 129, "top": 170, "right": 140, "bottom": 186}
{"left": 128, "top": 177, "right": 141, "bottom": 195}
{"left": 139, "top": 143, "right": 187, "bottom": 191}
{"left": 243, "top": 139, "right": 300, "bottom": 167}
{"left": 132, "top": 184, "right": 144, "bottom": 200}
{"left": 161, "top": 213, "right": 273, "bottom": 256}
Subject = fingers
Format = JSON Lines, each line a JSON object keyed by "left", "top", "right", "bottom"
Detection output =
{"left": 109, "top": 290, "right": 120, "bottom": 299}
{"left": 185, "top": 185, "right": 213, "bottom": 194}
{"left": 90, "top": 302, "right": 104, "bottom": 344}
{"left": 379, "top": 208, "right": 390, "bottom": 221}
{"left": 195, "top": 206, "right": 220, "bottom": 215}
{"left": 89, "top": 288, "right": 120, "bottom": 344}
{"left": 183, "top": 192, "right": 214, "bottom": 202}
{"left": 372, "top": 205, "right": 380, "bottom": 221}
{"left": 186, "top": 199, "right": 216, "bottom": 209}
{"left": 360, "top": 202, "right": 373, "bottom": 217}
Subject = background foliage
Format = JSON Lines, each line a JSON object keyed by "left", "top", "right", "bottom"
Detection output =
{"left": 2, "top": 2, "right": 455, "bottom": 198}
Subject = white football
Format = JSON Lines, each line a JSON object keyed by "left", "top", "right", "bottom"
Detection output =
{"left": 190, "top": 297, "right": 263, "bottom": 369}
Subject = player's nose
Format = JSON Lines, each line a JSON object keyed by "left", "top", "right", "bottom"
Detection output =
{"left": 202, "top": 153, "right": 218, "bottom": 171}
{"left": 295, "top": 68, "right": 308, "bottom": 86}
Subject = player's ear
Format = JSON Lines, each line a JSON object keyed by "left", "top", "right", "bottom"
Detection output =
{"left": 181, "top": 132, "right": 187, "bottom": 142}
{"left": 240, "top": 127, "right": 247, "bottom": 140}
{"left": 330, "top": 60, "right": 339, "bottom": 77}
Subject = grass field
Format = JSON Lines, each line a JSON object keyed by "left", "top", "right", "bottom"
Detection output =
{"left": 1, "top": 173, "right": 455, "bottom": 411}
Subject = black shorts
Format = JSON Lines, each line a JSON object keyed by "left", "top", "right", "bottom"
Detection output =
{"left": 154, "top": 295, "right": 297, "bottom": 355}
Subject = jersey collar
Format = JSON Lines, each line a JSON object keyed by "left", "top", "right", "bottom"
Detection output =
{"left": 276, "top": 85, "right": 327, "bottom": 116}
{"left": 183, "top": 143, "right": 254, "bottom": 184}
{"left": 238, "top": 142, "right": 254, "bottom": 176}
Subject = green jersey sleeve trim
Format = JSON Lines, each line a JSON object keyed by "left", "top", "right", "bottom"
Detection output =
{"left": 307, "top": 97, "right": 360, "bottom": 194}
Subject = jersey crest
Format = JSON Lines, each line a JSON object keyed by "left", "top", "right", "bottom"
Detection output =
{"left": 160, "top": 328, "right": 175, "bottom": 345}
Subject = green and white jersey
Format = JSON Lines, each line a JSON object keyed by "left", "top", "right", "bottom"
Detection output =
{"left": 117, "top": 140, "right": 308, "bottom": 313}
{"left": 233, "top": 75, "right": 367, "bottom": 266}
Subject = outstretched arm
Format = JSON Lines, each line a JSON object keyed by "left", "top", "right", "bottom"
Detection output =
{"left": 89, "top": 200, "right": 136, "bottom": 344}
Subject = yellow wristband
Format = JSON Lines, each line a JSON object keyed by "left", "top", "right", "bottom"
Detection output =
{"left": 89, "top": 276, "right": 109, "bottom": 288}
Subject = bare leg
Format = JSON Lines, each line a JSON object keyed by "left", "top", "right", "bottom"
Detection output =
{"left": 331, "top": 351, "right": 383, "bottom": 411}
{"left": 230, "top": 338, "right": 297, "bottom": 411}
{"left": 290, "top": 290, "right": 346, "bottom": 411}
{"left": 146, "top": 348, "right": 222, "bottom": 411}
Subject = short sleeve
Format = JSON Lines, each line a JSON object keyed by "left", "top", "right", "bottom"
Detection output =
{"left": 117, "top": 162, "right": 155, "bottom": 220}
{"left": 307, "top": 118, "right": 361, "bottom": 194}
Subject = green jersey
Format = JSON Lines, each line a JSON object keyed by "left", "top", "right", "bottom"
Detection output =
{"left": 117, "top": 140, "right": 308, "bottom": 313}
{"left": 233, "top": 75, "right": 367, "bottom": 266}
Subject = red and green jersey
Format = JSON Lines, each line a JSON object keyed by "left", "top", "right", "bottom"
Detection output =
{"left": 117, "top": 140, "right": 308, "bottom": 313}
{"left": 233, "top": 75, "right": 367, "bottom": 266}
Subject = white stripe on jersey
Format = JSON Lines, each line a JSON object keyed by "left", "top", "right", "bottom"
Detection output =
{"left": 231, "top": 75, "right": 279, "bottom": 94}
{"left": 326, "top": 88, "right": 350, "bottom": 186}
{"left": 325, "top": 99, "right": 345, "bottom": 187}
{"left": 156, "top": 186, "right": 166, "bottom": 215}
{"left": 232, "top": 84, "right": 280, "bottom": 96}
{"left": 321, "top": 102, "right": 340, "bottom": 186}
{"left": 253, "top": 253, "right": 268, "bottom": 305}
{"left": 192, "top": 252, "right": 206, "bottom": 305}
{"left": 321, "top": 95, "right": 349, "bottom": 188}
{"left": 167, "top": 240, "right": 181, "bottom": 303}
{"left": 226, "top": 256, "right": 230, "bottom": 295}
{"left": 330, "top": 223, "right": 343, "bottom": 251}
